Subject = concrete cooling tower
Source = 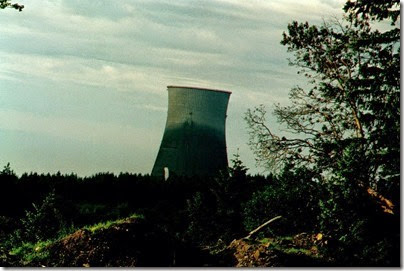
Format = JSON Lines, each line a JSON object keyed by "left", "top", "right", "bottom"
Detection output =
{"left": 151, "top": 86, "right": 231, "bottom": 177}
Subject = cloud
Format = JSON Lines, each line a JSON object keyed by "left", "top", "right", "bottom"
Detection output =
{"left": 0, "top": 0, "right": 347, "bottom": 174}
{"left": 0, "top": 0, "right": 344, "bottom": 101}
{"left": 0, "top": 108, "right": 161, "bottom": 150}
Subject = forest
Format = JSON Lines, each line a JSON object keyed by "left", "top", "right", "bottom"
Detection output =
{"left": 0, "top": 157, "right": 399, "bottom": 267}
{"left": 0, "top": 0, "right": 400, "bottom": 267}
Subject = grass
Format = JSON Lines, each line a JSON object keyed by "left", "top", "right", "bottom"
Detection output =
{"left": 258, "top": 235, "right": 319, "bottom": 258}
{"left": 259, "top": 237, "right": 273, "bottom": 244}
{"left": 75, "top": 201, "right": 132, "bottom": 225}
{"left": 9, "top": 239, "right": 53, "bottom": 264}
{"left": 8, "top": 213, "right": 143, "bottom": 266}
{"left": 282, "top": 247, "right": 316, "bottom": 257}
{"left": 84, "top": 213, "right": 143, "bottom": 232}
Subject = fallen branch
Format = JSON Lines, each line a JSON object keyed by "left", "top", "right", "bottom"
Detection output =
{"left": 366, "top": 187, "right": 394, "bottom": 214}
{"left": 243, "top": 216, "right": 282, "bottom": 240}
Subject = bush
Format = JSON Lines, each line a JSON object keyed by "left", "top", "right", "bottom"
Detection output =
{"left": 184, "top": 157, "right": 250, "bottom": 245}
{"left": 242, "top": 167, "right": 321, "bottom": 237}
{"left": 318, "top": 181, "right": 400, "bottom": 266}
{"left": 0, "top": 163, "right": 18, "bottom": 216}
{"left": 12, "top": 191, "right": 67, "bottom": 244}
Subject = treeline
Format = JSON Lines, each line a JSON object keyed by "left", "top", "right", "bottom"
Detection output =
{"left": 0, "top": 158, "right": 399, "bottom": 266}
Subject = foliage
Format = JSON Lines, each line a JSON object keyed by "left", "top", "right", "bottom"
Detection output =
{"left": 344, "top": 0, "right": 400, "bottom": 24}
{"left": 0, "top": 163, "right": 19, "bottom": 217}
{"left": 246, "top": 4, "right": 399, "bottom": 184}
{"left": 75, "top": 202, "right": 132, "bottom": 226}
{"left": 184, "top": 155, "right": 250, "bottom": 245}
{"left": 84, "top": 213, "right": 143, "bottom": 233}
{"left": 185, "top": 191, "right": 217, "bottom": 244}
{"left": 245, "top": 0, "right": 399, "bottom": 266}
{"left": 0, "top": 0, "right": 23, "bottom": 11}
{"left": 1, "top": 162, "right": 15, "bottom": 176}
{"left": 318, "top": 180, "right": 399, "bottom": 266}
{"left": 9, "top": 239, "right": 52, "bottom": 265}
{"left": 0, "top": 157, "right": 399, "bottom": 266}
{"left": 242, "top": 166, "right": 321, "bottom": 237}
{"left": 12, "top": 191, "right": 68, "bottom": 244}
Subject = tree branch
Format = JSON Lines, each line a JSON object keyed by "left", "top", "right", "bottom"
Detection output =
{"left": 243, "top": 216, "right": 283, "bottom": 240}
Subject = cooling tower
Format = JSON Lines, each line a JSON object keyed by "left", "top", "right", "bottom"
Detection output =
{"left": 151, "top": 86, "right": 231, "bottom": 177}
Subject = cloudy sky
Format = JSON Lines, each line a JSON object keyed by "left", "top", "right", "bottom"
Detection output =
{"left": 0, "top": 0, "right": 345, "bottom": 176}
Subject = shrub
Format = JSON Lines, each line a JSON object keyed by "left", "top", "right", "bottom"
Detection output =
{"left": 242, "top": 167, "right": 321, "bottom": 237}
{"left": 13, "top": 191, "right": 67, "bottom": 244}
{"left": 318, "top": 181, "right": 400, "bottom": 266}
{"left": 184, "top": 156, "right": 250, "bottom": 245}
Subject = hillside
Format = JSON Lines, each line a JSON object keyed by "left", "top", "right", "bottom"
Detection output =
{"left": 5, "top": 214, "right": 226, "bottom": 267}
{"left": 5, "top": 213, "right": 336, "bottom": 267}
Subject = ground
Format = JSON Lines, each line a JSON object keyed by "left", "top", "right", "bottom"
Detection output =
{"left": 5, "top": 214, "right": 337, "bottom": 267}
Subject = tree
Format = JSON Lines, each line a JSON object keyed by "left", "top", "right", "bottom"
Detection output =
{"left": 1, "top": 162, "right": 15, "bottom": 176}
{"left": 13, "top": 191, "right": 66, "bottom": 244}
{"left": 0, "top": 0, "right": 24, "bottom": 11}
{"left": 245, "top": 0, "right": 399, "bottom": 210}
{"left": 245, "top": 1, "right": 400, "bottom": 264}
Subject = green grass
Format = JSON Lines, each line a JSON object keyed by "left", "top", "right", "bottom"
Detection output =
{"left": 258, "top": 236, "right": 319, "bottom": 258}
{"left": 282, "top": 247, "right": 315, "bottom": 257}
{"left": 9, "top": 239, "right": 53, "bottom": 264}
{"left": 8, "top": 213, "right": 143, "bottom": 266}
{"left": 75, "top": 202, "right": 132, "bottom": 225}
{"left": 259, "top": 237, "right": 272, "bottom": 244}
{"left": 84, "top": 213, "right": 143, "bottom": 233}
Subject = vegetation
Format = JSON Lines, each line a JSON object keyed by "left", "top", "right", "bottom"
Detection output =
{"left": 0, "top": 0, "right": 399, "bottom": 267}
{"left": 84, "top": 213, "right": 143, "bottom": 233}
{"left": 0, "top": 153, "right": 399, "bottom": 266}
{"left": 0, "top": 0, "right": 23, "bottom": 11}
{"left": 245, "top": 0, "right": 399, "bottom": 266}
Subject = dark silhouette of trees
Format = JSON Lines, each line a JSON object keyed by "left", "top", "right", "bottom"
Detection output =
{"left": 245, "top": 0, "right": 399, "bottom": 266}
{"left": 0, "top": 0, "right": 24, "bottom": 11}
{"left": 246, "top": 0, "right": 399, "bottom": 210}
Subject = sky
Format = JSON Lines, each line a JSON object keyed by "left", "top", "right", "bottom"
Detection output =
{"left": 0, "top": 0, "right": 346, "bottom": 176}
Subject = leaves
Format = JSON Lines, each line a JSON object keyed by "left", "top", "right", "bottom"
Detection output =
{"left": 245, "top": 3, "right": 400, "bottom": 264}
{"left": 246, "top": 1, "right": 399, "bottom": 190}
{"left": 0, "top": 0, "right": 24, "bottom": 11}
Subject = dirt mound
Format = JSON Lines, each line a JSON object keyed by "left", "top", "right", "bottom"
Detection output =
{"left": 226, "top": 233, "right": 333, "bottom": 267}
{"left": 44, "top": 217, "right": 173, "bottom": 267}
{"left": 17, "top": 215, "right": 334, "bottom": 267}
{"left": 228, "top": 239, "right": 280, "bottom": 267}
